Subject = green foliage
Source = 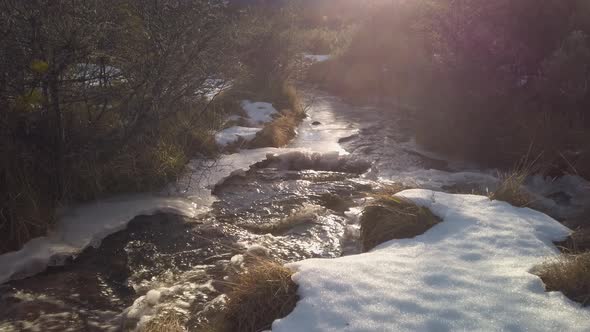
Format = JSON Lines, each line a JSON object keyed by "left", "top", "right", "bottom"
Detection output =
{"left": 14, "top": 90, "right": 45, "bottom": 112}
{"left": 30, "top": 60, "right": 49, "bottom": 74}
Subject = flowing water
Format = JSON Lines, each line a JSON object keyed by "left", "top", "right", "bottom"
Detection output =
{"left": 1, "top": 88, "right": 589, "bottom": 332}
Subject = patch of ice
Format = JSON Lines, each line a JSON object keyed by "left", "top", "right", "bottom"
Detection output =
{"left": 145, "top": 290, "right": 161, "bottom": 306}
{"left": 273, "top": 190, "right": 590, "bottom": 332}
{"left": 525, "top": 174, "right": 590, "bottom": 219}
{"left": 215, "top": 126, "right": 262, "bottom": 147}
{"left": 246, "top": 244, "right": 270, "bottom": 257}
{"left": 399, "top": 137, "right": 481, "bottom": 170}
{"left": 381, "top": 168, "right": 499, "bottom": 191}
{"left": 123, "top": 274, "right": 215, "bottom": 331}
{"left": 344, "top": 207, "right": 363, "bottom": 224}
{"left": 303, "top": 54, "right": 331, "bottom": 62}
{"left": 230, "top": 254, "right": 245, "bottom": 266}
{"left": 241, "top": 100, "right": 278, "bottom": 124}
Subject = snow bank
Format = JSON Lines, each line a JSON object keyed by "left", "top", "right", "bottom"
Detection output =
{"left": 215, "top": 126, "right": 262, "bottom": 147}
{"left": 241, "top": 100, "right": 278, "bottom": 124}
{"left": 0, "top": 196, "right": 197, "bottom": 284}
{"left": 273, "top": 190, "right": 590, "bottom": 332}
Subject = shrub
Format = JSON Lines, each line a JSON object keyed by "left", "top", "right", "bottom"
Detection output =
{"left": 360, "top": 196, "right": 440, "bottom": 252}
{"left": 536, "top": 252, "right": 590, "bottom": 306}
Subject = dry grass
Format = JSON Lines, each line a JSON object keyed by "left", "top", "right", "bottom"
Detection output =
{"left": 365, "top": 183, "right": 411, "bottom": 199}
{"left": 249, "top": 111, "right": 300, "bottom": 148}
{"left": 248, "top": 83, "right": 305, "bottom": 149}
{"left": 489, "top": 153, "right": 540, "bottom": 207}
{"left": 488, "top": 170, "right": 532, "bottom": 207}
{"left": 281, "top": 83, "right": 305, "bottom": 117}
{"left": 141, "top": 312, "right": 185, "bottom": 332}
{"left": 556, "top": 228, "right": 590, "bottom": 253}
{"left": 203, "top": 260, "right": 298, "bottom": 332}
{"left": 536, "top": 252, "right": 590, "bottom": 306}
{"left": 360, "top": 196, "right": 440, "bottom": 252}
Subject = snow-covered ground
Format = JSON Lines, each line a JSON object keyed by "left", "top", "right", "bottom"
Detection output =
{"left": 241, "top": 100, "right": 279, "bottom": 125}
{"left": 215, "top": 100, "right": 280, "bottom": 147}
{"left": 273, "top": 189, "right": 590, "bottom": 332}
{"left": 215, "top": 126, "right": 262, "bottom": 146}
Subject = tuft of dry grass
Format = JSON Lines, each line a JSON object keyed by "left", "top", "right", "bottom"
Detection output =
{"left": 248, "top": 83, "right": 305, "bottom": 149}
{"left": 536, "top": 252, "right": 590, "bottom": 306}
{"left": 141, "top": 312, "right": 185, "bottom": 332}
{"left": 489, "top": 153, "right": 540, "bottom": 207}
{"left": 204, "top": 260, "right": 298, "bottom": 332}
{"left": 360, "top": 196, "right": 440, "bottom": 252}
{"left": 281, "top": 83, "right": 305, "bottom": 118}
{"left": 249, "top": 111, "right": 300, "bottom": 148}
{"left": 365, "top": 183, "right": 411, "bottom": 200}
{"left": 488, "top": 169, "right": 532, "bottom": 207}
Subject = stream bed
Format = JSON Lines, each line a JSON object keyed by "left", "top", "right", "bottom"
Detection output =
{"left": 1, "top": 88, "right": 589, "bottom": 332}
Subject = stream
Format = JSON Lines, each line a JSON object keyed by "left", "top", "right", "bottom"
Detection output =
{"left": 1, "top": 88, "right": 589, "bottom": 332}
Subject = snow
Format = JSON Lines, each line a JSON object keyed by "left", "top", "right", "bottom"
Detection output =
{"left": 214, "top": 126, "right": 262, "bottom": 147}
{"left": 241, "top": 100, "right": 278, "bottom": 124}
{"left": 200, "top": 78, "right": 231, "bottom": 100}
{"left": 273, "top": 189, "right": 590, "bottom": 332}
{"left": 214, "top": 100, "right": 279, "bottom": 148}
{"left": 304, "top": 54, "right": 332, "bottom": 62}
